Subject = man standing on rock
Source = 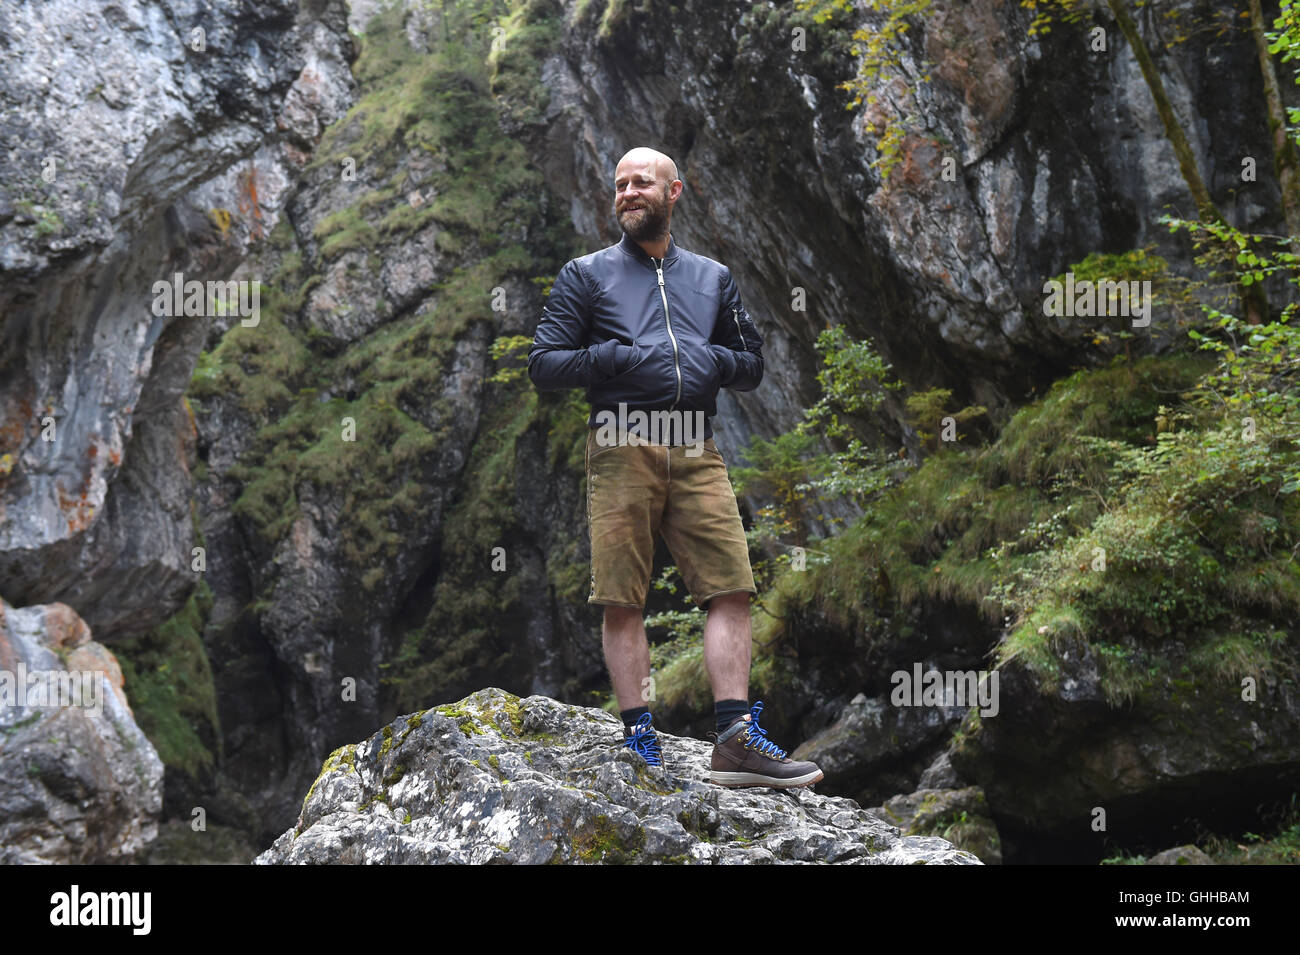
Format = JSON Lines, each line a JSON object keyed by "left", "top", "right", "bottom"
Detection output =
{"left": 528, "top": 146, "right": 823, "bottom": 789}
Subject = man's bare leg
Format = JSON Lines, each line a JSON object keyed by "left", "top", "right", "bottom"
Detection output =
{"left": 703, "top": 592, "right": 751, "bottom": 702}
{"left": 603, "top": 605, "right": 651, "bottom": 711}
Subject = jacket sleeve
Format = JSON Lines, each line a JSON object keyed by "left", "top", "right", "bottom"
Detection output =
{"left": 528, "top": 260, "right": 618, "bottom": 390}
{"left": 708, "top": 266, "right": 764, "bottom": 392}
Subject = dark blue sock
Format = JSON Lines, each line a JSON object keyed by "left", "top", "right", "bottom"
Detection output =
{"left": 621, "top": 705, "right": 651, "bottom": 730}
{"left": 715, "top": 699, "right": 749, "bottom": 732}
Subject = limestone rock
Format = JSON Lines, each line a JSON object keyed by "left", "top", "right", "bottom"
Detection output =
{"left": 791, "top": 688, "right": 965, "bottom": 805}
{"left": 874, "top": 786, "right": 1003, "bottom": 865}
{"left": 0, "top": 598, "right": 163, "bottom": 863}
{"left": 256, "top": 688, "right": 980, "bottom": 865}
{"left": 1146, "top": 844, "right": 1212, "bottom": 865}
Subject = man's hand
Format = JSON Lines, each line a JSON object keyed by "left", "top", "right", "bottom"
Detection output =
{"left": 708, "top": 343, "right": 739, "bottom": 385}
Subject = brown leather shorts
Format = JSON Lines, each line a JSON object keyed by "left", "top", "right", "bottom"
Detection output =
{"left": 585, "top": 428, "right": 756, "bottom": 611}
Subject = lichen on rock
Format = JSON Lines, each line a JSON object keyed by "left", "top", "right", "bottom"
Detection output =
{"left": 257, "top": 687, "right": 979, "bottom": 865}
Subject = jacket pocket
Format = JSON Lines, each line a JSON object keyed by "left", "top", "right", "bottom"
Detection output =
{"left": 679, "top": 339, "right": 721, "bottom": 408}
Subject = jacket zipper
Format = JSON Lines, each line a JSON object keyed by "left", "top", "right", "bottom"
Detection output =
{"left": 654, "top": 257, "right": 682, "bottom": 410}
{"left": 732, "top": 307, "right": 747, "bottom": 350}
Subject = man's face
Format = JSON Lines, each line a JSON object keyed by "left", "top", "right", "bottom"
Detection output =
{"left": 614, "top": 163, "right": 673, "bottom": 241}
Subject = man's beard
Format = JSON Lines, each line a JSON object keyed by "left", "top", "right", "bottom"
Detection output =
{"left": 617, "top": 190, "right": 669, "bottom": 241}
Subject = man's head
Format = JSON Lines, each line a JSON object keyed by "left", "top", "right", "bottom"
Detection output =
{"left": 614, "top": 147, "right": 682, "bottom": 242}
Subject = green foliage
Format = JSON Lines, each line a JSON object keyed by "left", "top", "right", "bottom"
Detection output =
{"left": 905, "top": 387, "right": 987, "bottom": 449}
{"left": 487, "top": 334, "right": 533, "bottom": 384}
{"left": 798, "top": 325, "right": 901, "bottom": 438}
{"left": 1018, "top": 0, "right": 1092, "bottom": 38}
{"left": 114, "top": 580, "right": 221, "bottom": 779}
{"left": 314, "top": 206, "right": 378, "bottom": 261}
{"left": 991, "top": 215, "right": 1300, "bottom": 699}
{"left": 725, "top": 326, "right": 977, "bottom": 632}
{"left": 1065, "top": 247, "right": 1172, "bottom": 286}
{"left": 1162, "top": 214, "right": 1300, "bottom": 309}
{"left": 793, "top": 0, "right": 933, "bottom": 181}
{"left": 489, "top": 0, "right": 562, "bottom": 125}
{"left": 1269, "top": 0, "right": 1300, "bottom": 136}
{"left": 648, "top": 327, "right": 908, "bottom": 705}
{"left": 746, "top": 349, "right": 1291, "bottom": 708}
{"left": 639, "top": 568, "right": 712, "bottom": 711}
{"left": 733, "top": 326, "right": 906, "bottom": 550}
{"left": 35, "top": 208, "right": 64, "bottom": 238}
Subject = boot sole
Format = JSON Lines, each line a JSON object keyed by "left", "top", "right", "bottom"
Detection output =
{"left": 708, "top": 769, "right": 824, "bottom": 789}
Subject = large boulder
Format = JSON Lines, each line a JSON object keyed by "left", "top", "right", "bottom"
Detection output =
{"left": 256, "top": 688, "right": 980, "bottom": 864}
{"left": 0, "top": 598, "right": 163, "bottom": 863}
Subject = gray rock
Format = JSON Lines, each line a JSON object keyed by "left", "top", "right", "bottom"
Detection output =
{"left": 791, "top": 686, "right": 966, "bottom": 804}
{"left": 918, "top": 750, "right": 962, "bottom": 790}
{"left": 1146, "top": 845, "right": 1212, "bottom": 865}
{"left": 256, "top": 688, "right": 980, "bottom": 865}
{"left": 874, "top": 786, "right": 1003, "bottom": 865}
{"left": 0, "top": 598, "right": 162, "bottom": 863}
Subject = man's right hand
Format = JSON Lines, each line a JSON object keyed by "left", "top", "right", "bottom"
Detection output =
{"left": 589, "top": 338, "right": 635, "bottom": 381}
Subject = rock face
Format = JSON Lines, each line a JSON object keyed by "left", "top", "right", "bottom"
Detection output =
{"left": 0, "top": 599, "right": 162, "bottom": 863}
{"left": 256, "top": 688, "right": 979, "bottom": 864}
{"left": 0, "top": 0, "right": 355, "bottom": 640}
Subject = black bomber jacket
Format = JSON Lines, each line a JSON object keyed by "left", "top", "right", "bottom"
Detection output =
{"left": 527, "top": 232, "right": 764, "bottom": 442}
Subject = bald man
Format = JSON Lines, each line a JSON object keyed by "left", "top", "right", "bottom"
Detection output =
{"left": 528, "top": 146, "right": 823, "bottom": 789}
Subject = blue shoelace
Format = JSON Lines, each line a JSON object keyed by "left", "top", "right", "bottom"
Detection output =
{"left": 622, "top": 712, "right": 662, "bottom": 766}
{"left": 744, "top": 701, "right": 787, "bottom": 760}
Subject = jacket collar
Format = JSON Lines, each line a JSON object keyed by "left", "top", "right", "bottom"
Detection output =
{"left": 619, "top": 230, "right": 679, "bottom": 265}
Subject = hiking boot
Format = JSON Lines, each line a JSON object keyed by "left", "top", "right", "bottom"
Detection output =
{"left": 621, "top": 711, "right": 663, "bottom": 767}
{"left": 709, "top": 701, "right": 823, "bottom": 789}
